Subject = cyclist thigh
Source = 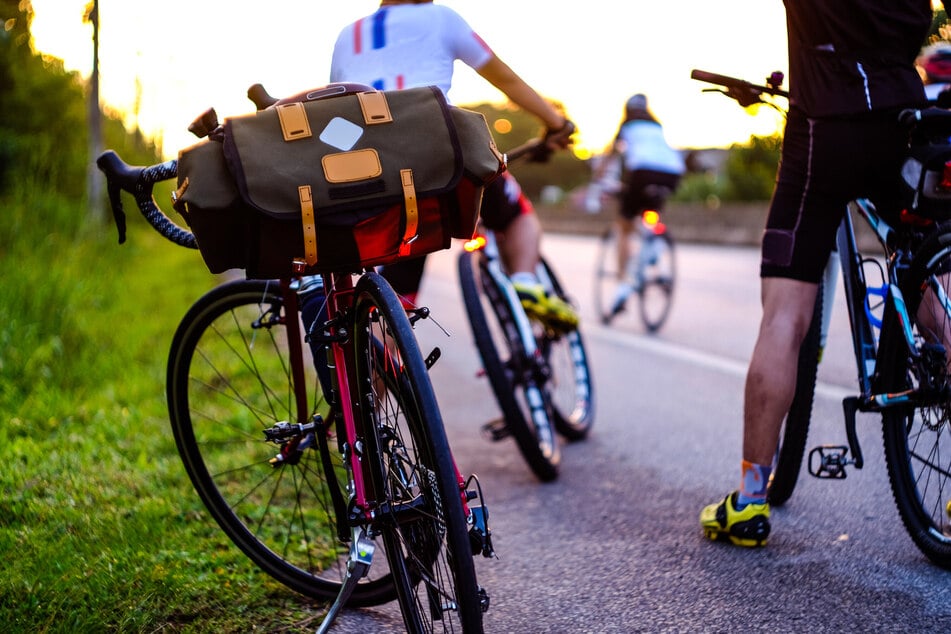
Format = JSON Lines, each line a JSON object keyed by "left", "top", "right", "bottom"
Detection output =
{"left": 480, "top": 172, "right": 533, "bottom": 231}
{"left": 619, "top": 169, "right": 681, "bottom": 220}
{"left": 761, "top": 108, "right": 907, "bottom": 282}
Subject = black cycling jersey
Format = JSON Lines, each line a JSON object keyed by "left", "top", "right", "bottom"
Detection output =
{"left": 785, "top": 0, "right": 934, "bottom": 117}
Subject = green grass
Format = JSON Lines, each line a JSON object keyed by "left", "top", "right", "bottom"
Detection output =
{"left": 0, "top": 187, "right": 326, "bottom": 632}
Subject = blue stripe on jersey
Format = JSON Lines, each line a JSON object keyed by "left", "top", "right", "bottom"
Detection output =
{"left": 372, "top": 8, "right": 387, "bottom": 50}
{"left": 372, "top": 79, "right": 385, "bottom": 90}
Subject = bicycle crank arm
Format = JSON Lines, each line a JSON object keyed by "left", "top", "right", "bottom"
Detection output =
{"left": 841, "top": 396, "right": 865, "bottom": 470}
{"left": 315, "top": 528, "right": 376, "bottom": 634}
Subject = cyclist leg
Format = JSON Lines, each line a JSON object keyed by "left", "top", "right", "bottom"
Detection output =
{"left": 702, "top": 108, "right": 906, "bottom": 547}
{"left": 483, "top": 173, "right": 579, "bottom": 331}
{"left": 299, "top": 279, "right": 333, "bottom": 396}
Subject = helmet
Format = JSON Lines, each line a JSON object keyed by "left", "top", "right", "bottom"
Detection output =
{"left": 626, "top": 93, "right": 648, "bottom": 111}
{"left": 920, "top": 43, "right": 951, "bottom": 83}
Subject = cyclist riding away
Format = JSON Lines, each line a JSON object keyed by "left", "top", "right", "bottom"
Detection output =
{"left": 326, "top": 0, "right": 578, "bottom": 331}
{"left": 591, "top": 93, "right": 685, "bottom": 317}
{"left": 700, "top": 0, "right": 947, "bottom": 548}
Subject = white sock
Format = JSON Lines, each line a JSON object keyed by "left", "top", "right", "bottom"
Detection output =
{"left": 509, "top": 272, "right": 539, "bottom": 287}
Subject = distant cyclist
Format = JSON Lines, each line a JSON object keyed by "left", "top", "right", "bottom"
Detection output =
{"left": 917, "top": 41, "right": 951, "bottom": 102}
{"left": 328, "top": 0, "right": 578, "bottom": 331}
{"left": 592, "top": 93, "right": 685, "bottom": 315}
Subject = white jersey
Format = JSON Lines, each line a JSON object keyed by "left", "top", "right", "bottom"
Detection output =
{"left": 616, "top": 119, "right": 685, "bottom": 175}
{"left": 330, "top": 4, "right": 493, "bottom": 99}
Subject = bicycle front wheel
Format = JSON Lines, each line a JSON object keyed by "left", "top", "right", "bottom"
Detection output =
{"left": 352, "top": 272, "right": 485, "bottom": 632}
{"left": 458, "top": 250, "right": 560, "bottom": 481}
{"left": 878, "top": 228, "right": 951, "bottom": 568}
{"left": 538, "top": 256, "right": 595, "bottom": 440}
{"left": 638, "top": 231, "right": 676, "bottom": 333}
{"left": 166, "top": 279, "right": 397, "bottom": 605}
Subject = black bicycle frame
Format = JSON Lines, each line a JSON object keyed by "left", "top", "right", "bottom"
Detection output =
{"left": 834, "top": 198, "right": 927, "bottom": 468}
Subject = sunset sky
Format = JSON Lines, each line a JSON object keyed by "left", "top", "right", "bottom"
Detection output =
{"left": 30, "top": 1, "right": 796, "bottom": 159}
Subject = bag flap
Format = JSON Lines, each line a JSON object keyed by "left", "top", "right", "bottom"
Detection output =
{"left": 223, "top": 86, "right": 463, "bottom": 219}
{"left": 175, "top": 139, "right": 240, "bottom": 213}
{"left": 449, "top": 107, "right": 504, "bottom": 185}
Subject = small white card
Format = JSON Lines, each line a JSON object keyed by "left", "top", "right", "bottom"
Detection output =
{"left": 319, "top": 117, "right": 363, "bottom": 151}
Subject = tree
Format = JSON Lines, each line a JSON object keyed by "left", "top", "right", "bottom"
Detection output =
{"left": 85, "top": 1, "right": 103, "bottom": 221}
{"left": 460, "top": 101, "right": 589, "bottom": 200}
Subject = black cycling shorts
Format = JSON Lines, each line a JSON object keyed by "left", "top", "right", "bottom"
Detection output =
{"left": 479, "top": 173, "right": 532, "bottom": 231}
{"left": 762, "top": 107, "right": 908, "bottom": 282}
{"left": 619, "top": 169, "right": 682, "bottom": 220}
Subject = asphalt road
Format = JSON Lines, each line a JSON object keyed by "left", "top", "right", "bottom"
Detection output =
{"left": 324, "top": 234, "right": 951, "bottom": 633}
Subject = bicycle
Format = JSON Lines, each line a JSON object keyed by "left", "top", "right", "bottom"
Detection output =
{"left": 693, "top": 68, "right": 951, "bottom": 568}
{"left": 457, "top": 140, "right": 595, "bottom": 482}
{"left": 96, "top": 86, "right": 496, "bottom": 632}
{"left": 594, "top": 194, "right": 677, "bottom": 332}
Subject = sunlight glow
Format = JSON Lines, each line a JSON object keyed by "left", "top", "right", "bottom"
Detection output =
{"left": 29, "top": 0, "right": 790, "bottom": 159}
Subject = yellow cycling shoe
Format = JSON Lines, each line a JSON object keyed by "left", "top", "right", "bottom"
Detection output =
{"left": 513, "top": 282, "right": 580, "bottom": 331}
{"left": 700, "top": 491, "right": 770, "bottom": 547}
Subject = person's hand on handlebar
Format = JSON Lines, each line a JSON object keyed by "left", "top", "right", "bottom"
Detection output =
{"left": 544, "top": 118, "right": 575, "bottom": 149}
{"left": 526, "top": 118, "right": 575, "bottom": 162}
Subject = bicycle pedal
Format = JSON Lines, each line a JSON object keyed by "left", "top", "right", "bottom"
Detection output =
{"left": 808, "top": 445, "right": 850, "bottom": 479}
{"left": 481, "top": 419, "right": 510, "bottom": 441}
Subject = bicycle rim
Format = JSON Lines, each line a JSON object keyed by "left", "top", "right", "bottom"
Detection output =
{"left": 457, "top": 250, "right": 560, "bottom": 481}
{"left": 538, "top": 257, "right": 595, "bottom": 440}
{"left": 352, "top": 272, "right": 485, "bottom": 632}
{"left": 166, "top": 279, "right": 396, "bottom": 605}
{"left": 879, "top": 232, "right": 951, "bottom": 568}
{"left": 638, "top": 232, "right": 676, "bottom": 333}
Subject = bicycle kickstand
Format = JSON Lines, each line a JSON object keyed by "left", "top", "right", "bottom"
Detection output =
{"left": 315, "top": 528, "right": 376, "bottom": 634}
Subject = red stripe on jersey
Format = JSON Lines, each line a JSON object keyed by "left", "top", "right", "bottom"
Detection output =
{"left": 354, "top": 18, "right": 363, "bottom": 54}
{"left": 472, "top": 32, "right": 493, "bottom": 55}
{"left": 396, "top": 75, "right": 405, "bottom": 90}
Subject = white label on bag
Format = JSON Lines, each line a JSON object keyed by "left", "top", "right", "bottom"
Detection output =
{"left": 319, "top": 117, "right": 364, "bottom": 151}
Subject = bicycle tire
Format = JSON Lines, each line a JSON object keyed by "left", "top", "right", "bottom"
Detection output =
{"left": 352, "top": 272, "right": 485, "bottom": 632}
{"left": 767, "top": 283, "right": 821, "bottom": 506}
{"left": 166, "top": 279, "right": 397, "bottom": 605}
{"left": 878, "top": 227, "right": 951, "bottom": 569}
{"left": 458, "top": 250, "right": 560, "bottom": 481}
{"left": 638, "top": 231, "right": 676, "bottom": 333}
{"left": 537, "top": 256, "right": 595, "bottom": 440}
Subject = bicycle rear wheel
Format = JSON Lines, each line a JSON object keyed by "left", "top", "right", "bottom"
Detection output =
{"left": 538, "top": 257, "right": 595, "bottom": 440}
{"left": 166, "top": 279, "right": 396, "bottom": 605}
{"left": 458, "top": 250, "right": 560, "bottom": 481}
{"left": 878, "top": 229, "right": 951, "bottom": 568}
{"left": 767, "top": 285, "right": 821, "bottom": 506}
{"left": 352, "top": 272, "right": 485, "bottom": 632}
{"left": 638, "top": 231, "right": 676, "bottom": 333}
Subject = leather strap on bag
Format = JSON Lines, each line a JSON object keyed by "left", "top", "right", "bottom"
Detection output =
{"left": 357, "top": 91, "right": 393, "bottom": 125}
{"left": 277, "top": 102, "right": 312, "bottom": 141}
{"left": 299, "top": 185, "right": 318, "bottom": 265}
{"left": 399, "top": 169, "right": 418, "bottom": 257}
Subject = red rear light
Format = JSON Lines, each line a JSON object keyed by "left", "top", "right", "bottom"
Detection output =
{"left": 900, "top": 208, "right": 934, "bottom": 227}
{"left": 641, "top": 210, "right": 666, "bottom": 235}
{"left": 939, "top": 161, "right": 951, "bottom": 191}
{"left": 463, "top": 235, "right": 486, "bottom": 252}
